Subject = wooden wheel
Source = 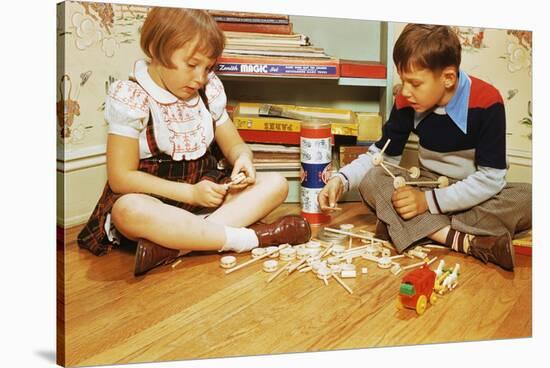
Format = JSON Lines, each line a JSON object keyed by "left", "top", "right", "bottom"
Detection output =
{"left": 416, "top": 295, "right": 428, "bottom": 315}
{"left": 429, "top": 292, "right": 438, "bottom": 305}
{"left": 393, "top": 176, "right": 406, "bottom": 189}
{"left": 409, "top": 166, "right": 421, "bottom": 179}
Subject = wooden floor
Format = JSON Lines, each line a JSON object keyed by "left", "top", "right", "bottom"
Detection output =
{"left": 57, "top": 203, "right": 532, "bottom": 367}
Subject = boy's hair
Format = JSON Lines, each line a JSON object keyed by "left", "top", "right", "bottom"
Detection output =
{"left": 393, "top": 24, "right": 461, "bottom": 74}
{"left": 140, "top": 7, "right": 225, "bottom": 68}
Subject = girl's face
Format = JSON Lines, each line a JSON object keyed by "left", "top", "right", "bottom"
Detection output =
{"left": 149, "top": 41, "right": 216, "bottom": 100}
{"left": 398, "top": 66, "right": 456, "bottom": 112}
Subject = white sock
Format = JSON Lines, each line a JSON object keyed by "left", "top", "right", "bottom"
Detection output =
{"left": 220, "top": 226, "right": 259, "bottom": 253}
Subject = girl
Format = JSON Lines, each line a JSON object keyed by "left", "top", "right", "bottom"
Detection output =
{"left": 77, "top": 7, "right": 311, "bottom": 276}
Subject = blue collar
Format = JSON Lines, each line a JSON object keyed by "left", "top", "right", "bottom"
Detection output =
{"left": 445, "top": 69, "right": 471, "bottom": 134}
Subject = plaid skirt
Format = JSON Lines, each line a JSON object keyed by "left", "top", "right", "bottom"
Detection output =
{"left": 77, "top": 150, "right": 231, "bottom": 256}
{"left": 358, "top": 166, "right": 532, "bottom": 253}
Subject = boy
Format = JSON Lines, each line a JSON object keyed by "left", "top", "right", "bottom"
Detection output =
{"left": 318, "top": 24, "right": 531, "bottom": 271}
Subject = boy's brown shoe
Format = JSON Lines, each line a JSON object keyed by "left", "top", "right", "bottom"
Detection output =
{"left": 468, "top": 232, "right": 515, "bottom": 271}
{"left": 134, "top": 239, "right": 179, "bottom": 276}
{"left": 249, "top": 215, "right": 312, "bottom": 247}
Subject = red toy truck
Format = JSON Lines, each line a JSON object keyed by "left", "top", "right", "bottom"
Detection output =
{"left": 397, "top": 264, "right": 438, "bottom": 315}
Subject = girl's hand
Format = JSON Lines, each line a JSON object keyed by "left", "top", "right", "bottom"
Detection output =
{"left": 230, "top": 154, "right": 256, "bottom": 190}
{"left": 318, "top": 176, "right": 344, "bottom": 211}
{"left": 191, "top": 180, "right": 229, "bottom": 207}
{"left": 391, "top": 186, "right": 428, "bottom": 219}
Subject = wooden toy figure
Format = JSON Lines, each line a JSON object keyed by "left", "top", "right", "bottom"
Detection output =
{"left": 396, "top": 263, "right": 438, "bottom": 315}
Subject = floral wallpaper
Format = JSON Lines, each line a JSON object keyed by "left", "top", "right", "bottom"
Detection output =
{"left": 57, "top": 1, "right": 149, "bottom": 149}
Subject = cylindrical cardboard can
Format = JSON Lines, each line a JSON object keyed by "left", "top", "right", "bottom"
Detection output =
{"left": 300, "top": 120, "right": 332, "bottom": 225}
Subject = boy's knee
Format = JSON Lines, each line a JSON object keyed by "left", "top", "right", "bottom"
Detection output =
{"left": 359, "top": 167, "right": 387, "bottom": 194}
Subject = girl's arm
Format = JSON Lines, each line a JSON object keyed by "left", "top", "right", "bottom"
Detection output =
{"left": 106, "top": 134, "right": 198, "bottom": 204}
{"left": 214, "top": 118, "right": 256, "bottom": 186}
{"left": 215, "top": 117, "right": 253, "bottom": 165}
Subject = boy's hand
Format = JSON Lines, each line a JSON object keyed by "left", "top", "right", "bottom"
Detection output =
{"left": 230, "top": 154, "right": 256, "bottom": 190}
{"left": 191, "top": 180, "right": 229, "bottom": 207}
{"left": 391, "top": 186, "right": 428, "bottom": 219}
{"left": 318, "top": 176, "right": 344, "bottom": 211}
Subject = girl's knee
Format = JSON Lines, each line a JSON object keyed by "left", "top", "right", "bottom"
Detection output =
{"left": 111, "top": 193, "right": 154, "bottom": 228}
{"left": 259, "top": 172, "right": 289, "bottom": 201}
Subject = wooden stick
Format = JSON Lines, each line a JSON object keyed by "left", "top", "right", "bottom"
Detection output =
{"left": 380, "top": 138, "right": 391, "bottom": 155}
{"left": 425, "top": 244, "right": 448, "bottom": 249}
{"left": 333, "top": 273, "right": 353, "bottom": 294}
{"left": 389, "top": 254, "right": 405, "bottom": 260}
{"left": 225, "top": 244, "right": 290, "bottom": 274}
{"left": 266, "top": 262, "right": 291, "bottom": 283}
{"left": 382, "top": 160, "right": 408, "bottom": 172}
{"left": 401, "top": 256, "right": 438, "bottom": 271}
{"left": 404, "top": 180, "right": 439, "bottom": 186}
{"left": 319, "top": 244, "right": 334, "bottom": 259}
{"left": 380, "top": 162, "right": 396, "bottom": 179}
{"left": 288, "top": 258, "right": 308, "bottom": 274}
{"left": 171, "top": 259, "right": 182, "bottom": 269}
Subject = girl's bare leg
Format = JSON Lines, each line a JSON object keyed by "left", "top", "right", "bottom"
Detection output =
{"left": 111, "top": 194, "right": 226, "bottom": 251}
{"left": 206, "top": 172, "right": 289, "bottom": 227}
{"left": 111, "top": 172, "right": 288, "bottom": 250}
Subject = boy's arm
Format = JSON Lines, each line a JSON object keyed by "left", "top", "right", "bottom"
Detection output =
{"left": 338, "top": 103, "right": 414, "bottom": 192}
{"left": 424, "top": 166, "right": 506, "bottom": 214}
{"left": 338, "top": 145, "right": 402, "bottom": 192}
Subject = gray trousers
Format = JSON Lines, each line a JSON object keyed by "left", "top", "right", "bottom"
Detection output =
{"left": 358, "top": 167, "right": 532, "bottom": 253}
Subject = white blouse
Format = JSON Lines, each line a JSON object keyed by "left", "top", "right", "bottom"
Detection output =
{"left": 104, "top": 59, "right": 230, "bottom": 161}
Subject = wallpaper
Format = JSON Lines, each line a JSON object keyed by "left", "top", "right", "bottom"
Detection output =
{"left": 57, "top": 2, "right": 533, "bottom": 156}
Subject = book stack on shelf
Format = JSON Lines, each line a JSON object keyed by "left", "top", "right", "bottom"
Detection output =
{"left": 232, "top": 102, "right": 376, "bottom": 174}
{"left": 211, "top": 10, "right": 340, "bottom": 78}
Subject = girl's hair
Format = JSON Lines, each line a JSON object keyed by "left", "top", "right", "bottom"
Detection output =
{"left": 393, "top": 24, "right": 461, "bottom": 74}
{"left": 140, "top": 7, "right": 225, "bottom": 68}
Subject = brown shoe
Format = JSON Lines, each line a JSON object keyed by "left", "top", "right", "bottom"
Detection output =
{"left": 375, "top": 219, "right": 390, "bottom": 241}
{"left": 134, "top": 239, "right": 180, "bottom": 276}
{"left": 468, "top": 232, "right": 515, "bottom": 271}
{"left": 249, "top": 215, "right": 312, "bottom": 247}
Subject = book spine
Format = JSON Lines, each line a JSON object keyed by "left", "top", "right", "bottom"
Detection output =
{"left": 238, "top": 130, "right": 301, "bottom": 145}
{"left": 217, "top": 22, "right": 293, "bottom": 35}
{"left": 216, "top": 58, "right": 340, "bottom": 78}
{"left": 213, "top": 16, "right": 290, "bottom": 24}
{"left": 234, "top": 115, "right": 357, "bottom": 136}
{"left": 236, "top": 102, "right": 350, "bottom": 118}
{"left": 339, "top": 145, "right": 371, "bottom": 166}
{"left": 234, "top": 116, "right": 301, "bottom": 132}
{"left": 513, "top": 245, "right": 532, "bottom": 256}
{"left": 340, "top": 61, "right": 387, "bottom": 79}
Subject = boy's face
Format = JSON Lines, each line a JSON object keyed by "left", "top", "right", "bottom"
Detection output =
{"left": 398, "top": 67, "right": 455, "bottom": 112}
{"left": 150, "top": 40, "right": 216, "bottom": 100}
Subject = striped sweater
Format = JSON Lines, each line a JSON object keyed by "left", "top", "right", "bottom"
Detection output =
{"left": 339, "top": 71, "right": 507, "bottom": 214}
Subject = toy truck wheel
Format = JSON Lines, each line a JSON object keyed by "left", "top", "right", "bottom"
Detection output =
{"left": 416, "top": 295, "right": 428, "bottom": 315}
{"left": 396, "top": 297, "right": 404, "bottom": 310}
{"left": 429, "top": 292, "right": 438, "bottom": 305}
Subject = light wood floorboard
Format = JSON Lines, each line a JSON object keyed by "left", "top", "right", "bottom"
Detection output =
{"left": 57, "top": 203, "right": 532, "bottom": 366}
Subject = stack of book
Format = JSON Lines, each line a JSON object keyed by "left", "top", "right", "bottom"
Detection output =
{"left": 211, "top": 10, "right": 340, "bottom": 78}
{"left": 232, "top": 102, "right": 358, "bottom": 146}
